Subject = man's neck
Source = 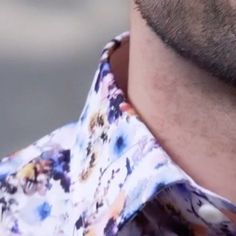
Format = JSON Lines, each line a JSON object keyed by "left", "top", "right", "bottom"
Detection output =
{"left": 128, "top": 3, "right": 236, "bottom": 203}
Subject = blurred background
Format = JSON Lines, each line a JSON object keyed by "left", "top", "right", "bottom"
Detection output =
{"left": 0, "top": 1, "right": 129, "bottom": 156}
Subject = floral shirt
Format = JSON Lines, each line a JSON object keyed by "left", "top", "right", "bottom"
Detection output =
{"left": 0, "top": 32, "right": 236, "bottom": 236}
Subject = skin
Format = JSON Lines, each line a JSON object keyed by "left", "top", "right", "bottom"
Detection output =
{"left": 127, "top": 0, "right": 236, "bottom": 207}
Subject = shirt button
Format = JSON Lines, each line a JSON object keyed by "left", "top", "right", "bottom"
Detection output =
{"left": 198, "top": 204, "right": 225, "bottom": 224}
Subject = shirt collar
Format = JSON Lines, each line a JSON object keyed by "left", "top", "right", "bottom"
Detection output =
{"left": 73, "top": 32, "right": 236, "bottom": 235}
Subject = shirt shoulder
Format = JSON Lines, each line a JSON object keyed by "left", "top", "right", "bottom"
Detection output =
{"left": 0, "top": 122, "right": 77, "bottom": 179}
{"left": 0, "top": 122, "right": 77, "bottom": 235}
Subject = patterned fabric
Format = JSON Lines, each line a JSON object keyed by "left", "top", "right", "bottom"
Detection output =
{"left": 0, "top": 32, "right": 236, "bottom": 236}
